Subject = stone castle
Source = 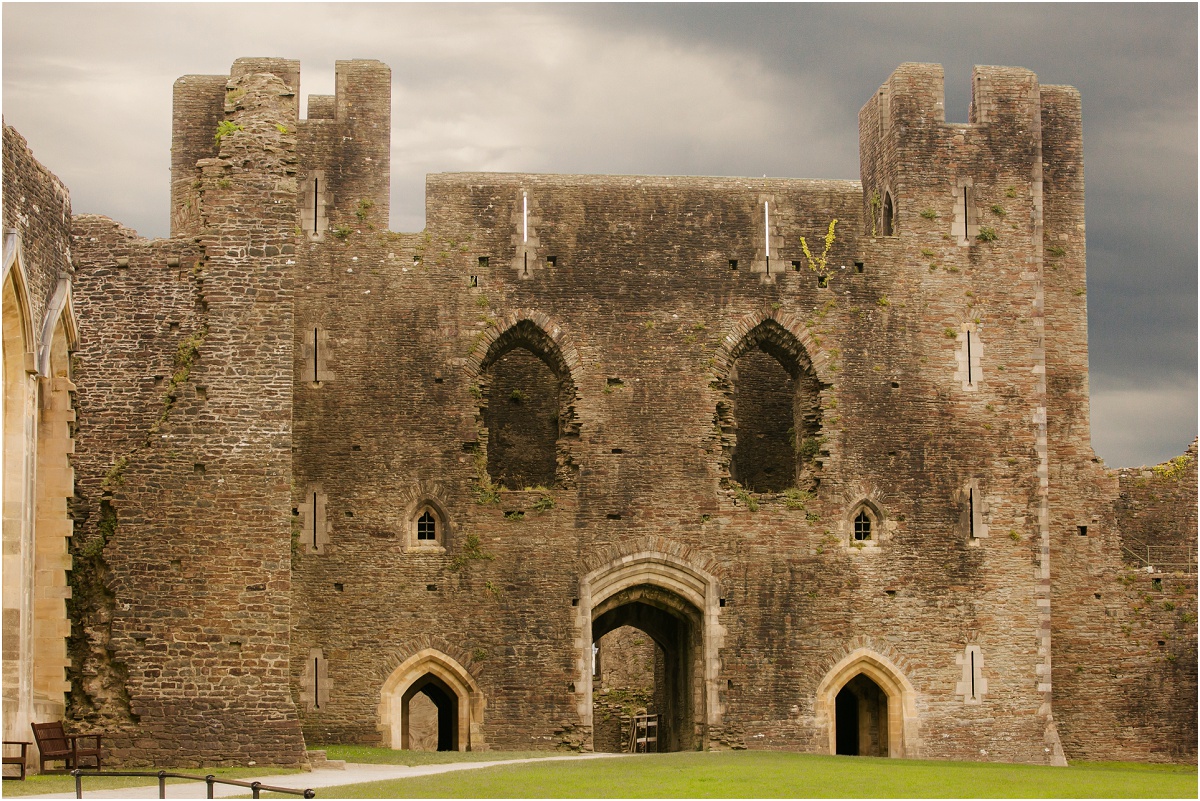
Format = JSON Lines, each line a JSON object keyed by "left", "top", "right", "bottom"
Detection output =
{"left": 3, "top": 58, "right": 1196, "bottom": 769}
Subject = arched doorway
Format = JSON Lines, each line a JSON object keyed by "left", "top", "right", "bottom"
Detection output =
{"left": 576, "top": 551, "right": 725, "bottom": 753}
{"left": 815, "top": 648, "right": 919, "bottom": 759}
{"left": 378, "top": 649, "right": 484, "bottom": 752}
{"left": 591, "top": 584, "right": 701, "bottom": 752}
{"left": 834, "top": 674, "right": 889, "bottom": 756}
{"left": 401, "top": 674, "right": 458, "bottom": 751}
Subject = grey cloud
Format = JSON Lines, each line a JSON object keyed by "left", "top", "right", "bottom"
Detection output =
{"left": 2, "top": 2, "right": 1194, "bottom": 466}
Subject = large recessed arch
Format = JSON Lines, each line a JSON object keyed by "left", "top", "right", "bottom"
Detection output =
{"left": 378, "top": 648, "right": 485, "bottom": 751}
{"left": 814, "top": 648, "right": 919, "bottom": 758}
{"left": 714, "top": 312, "right": 831, "bottom": 493}
{"left": 466, "top": 312, "right": 580, "bottom": 490}
{"left": 575, "top": 548, "right": 725, "bottom": 752}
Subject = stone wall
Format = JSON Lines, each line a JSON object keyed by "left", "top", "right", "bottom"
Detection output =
{"left": 65, "top": 71, "right": 307, "bottom": 766}
{"left": 5, "top": 57, "right": 1194, "bottom": 768}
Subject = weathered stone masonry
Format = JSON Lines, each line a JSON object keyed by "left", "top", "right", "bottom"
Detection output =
{"left": 2, "top": 58, "right": 1194, "bottom": 769}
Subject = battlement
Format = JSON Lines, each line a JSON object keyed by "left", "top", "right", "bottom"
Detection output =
{"left": 857, "top": 63, "right": 1068, "bottom": 250}
{"left": 170, "top": 58, "right": 390, "bottom": 237}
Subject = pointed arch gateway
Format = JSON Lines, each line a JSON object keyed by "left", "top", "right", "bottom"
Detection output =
{"left": 575, "top": 549, "right": 725, "bottom": 752}
{"left": 814, "top": 648, "right": 919, "bottom": 758}
{"left": 378, "top": 649, "right": 485, "bottom": 751}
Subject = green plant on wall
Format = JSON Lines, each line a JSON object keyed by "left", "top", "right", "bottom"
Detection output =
{"left": 869, "top": 192, "right": 881, "bottom": 236}
{"left": 799, "top": 219, "right": 839, "bottom": 279}
{"left": 448, "top": 533, "right": 495, "bottom": 572}
{"left": 213, "top": 120, "right": 243, "bottom": 146}
{"left": 355, "top": 198, "right": 374, "bottom": 222}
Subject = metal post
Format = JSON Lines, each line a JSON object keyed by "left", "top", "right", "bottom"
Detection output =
{"left": 159, "top": 770, "right": 167, "bottom": 798}
{"left": 74, "top": 768, "right": 82, "bottom": 799}
{"left": 252, "top": 780, "right": 262, "bottom": 798}
{"left": 206, "top": 774, "right": 216, "bottom": 799}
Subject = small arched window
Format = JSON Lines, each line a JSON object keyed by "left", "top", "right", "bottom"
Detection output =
{"left": 416, "top": 510, "right": 437, "bottom": 541}
{"left": 408, "top": 503, "right": 447, "bottom": 551}
{"left": 854, "top": 509, "right": 873, "bottom": 541}
{"left": 847, "top": 501, "right": 884, "bottom": 549}
{"left": 882, "top": 192, "right": 895, "bottom": 237}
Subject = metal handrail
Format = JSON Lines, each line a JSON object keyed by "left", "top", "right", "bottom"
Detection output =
{"left": 1121, "top": 544, "right": 1197, "bottom": 574}
{"left": 71, "top": 768, "right": 315, "bottom": 798}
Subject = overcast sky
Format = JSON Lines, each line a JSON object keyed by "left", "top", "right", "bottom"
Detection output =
{"left": 3, "top": 2, "right": 1195, "bottom": 468}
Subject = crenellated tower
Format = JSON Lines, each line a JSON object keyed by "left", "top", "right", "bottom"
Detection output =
{"left": 170, "top": 58, "right": 391, "bottom": 239}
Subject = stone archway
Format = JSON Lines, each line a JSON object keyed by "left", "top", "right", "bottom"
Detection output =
{"left": 815, "top": 648, "right": 919, "bottom": 758}
{"left": 378, "top": 649, "right": 484, "bottom": 752}
{"left": 576, "top": 551, "right": 724, "bottom": 752}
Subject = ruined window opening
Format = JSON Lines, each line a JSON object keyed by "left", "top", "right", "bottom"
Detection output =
{"left": 855, "top": 261, "right": 865, "bottom": 273}
{"left": 882, "top": 192, "right": 895, "bottom": 236}
{"left": 729, "top": 259, "right": 738, "bottom": 270}
{"left": 817, "top": 274, "right": 829, "bottom": 288}
{"left": 468, "top": 276, "right": 478, "bottom": 288}
{"left": 478, "top": 256, "right": 489, "bottom": 268}
{"left": 791, "top": 260, "right": 802, "bottom": 271}
{"left": 854, "top": 510, "right": 872, "bottom": 541}
{"left": 546, "top": 255, "right": 557, "bottom": 267}
{"left": 481, "top": 337, "right": 572, "bottom": 489}
{"left": 726, "top": 321, "right": 823, "bottom": 494}
{"left": 417, "top": 511, "right": 437, "bottom": 541}
{"left": 1152, "top": 578, "right": 1163, "bottom": 591}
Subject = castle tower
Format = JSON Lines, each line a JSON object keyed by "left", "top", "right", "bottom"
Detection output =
{"left": 170, "top": 58, "right": 391, "bottom": 239}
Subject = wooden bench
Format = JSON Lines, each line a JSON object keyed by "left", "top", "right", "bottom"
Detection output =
{"left": 30, "top": 722, "right": 103, "bottom": 774}
{"left": 2, "top": 741, "right": 29, "bottom": 780}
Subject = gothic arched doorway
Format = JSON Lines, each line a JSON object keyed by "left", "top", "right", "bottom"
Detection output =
{"left": 577, "top": 551, "right": 724, "bottom": 753}
{"left": 378, "top": 649, "right": 484, "bottom": 751}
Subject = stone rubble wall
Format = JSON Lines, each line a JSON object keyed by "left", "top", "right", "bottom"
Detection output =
{"left": 65, "top": 69, "right": 307, "bottom": 766}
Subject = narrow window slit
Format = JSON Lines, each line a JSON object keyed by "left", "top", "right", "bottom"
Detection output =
{"left": 312, "top": 327, "right": 319, "bottom": 383}
{"left": 312, "top": 492, "right": 319, "bottom": 550}
{"left": 969, "top": 487, "right": 975, "bottom": 539}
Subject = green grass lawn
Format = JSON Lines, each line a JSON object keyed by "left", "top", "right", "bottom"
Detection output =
{"left": 0, "top": 765, "right": 302, "bottom": 797}
{"left": 308, "top": 750, "right": 1198, "bottom": 799}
